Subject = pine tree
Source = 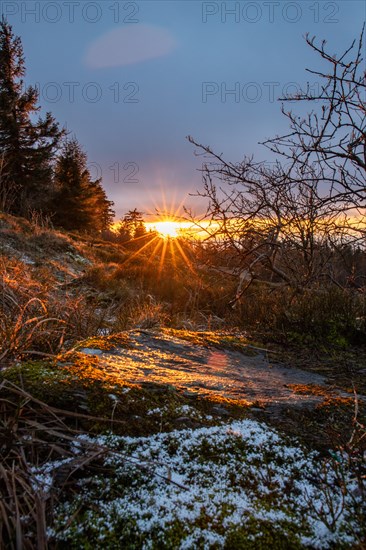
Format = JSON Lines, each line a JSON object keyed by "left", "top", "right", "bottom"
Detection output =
{"left": 117, "top": 209, "right": 146, "bottom": 243}
{"left": 0, "top": 17, "right": 63, "bottom": 215}
{"left": 52, "top": 138, "right": 114, "bottom": 233}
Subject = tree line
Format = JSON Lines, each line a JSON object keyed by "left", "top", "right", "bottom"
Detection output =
{"left": 0, "top": 17, "right": 114, "bottom": 233}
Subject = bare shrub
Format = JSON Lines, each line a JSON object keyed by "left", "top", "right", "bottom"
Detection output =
{"left": 186, "top": 28, "right": 366, "bottom": 340}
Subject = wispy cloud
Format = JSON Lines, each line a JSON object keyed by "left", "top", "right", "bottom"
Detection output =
{"left": 84, "top": 24, "right": 176, "bottom": 68}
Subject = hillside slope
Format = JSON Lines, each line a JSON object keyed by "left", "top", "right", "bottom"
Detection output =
{"left": 0, "top": 213, "right": 129, "bottom": 364}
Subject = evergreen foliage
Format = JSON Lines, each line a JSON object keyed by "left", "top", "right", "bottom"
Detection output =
{"left": 0, "top": 18, "right": 114, "bottom": 234}
{"left": 52, "top": 138, "right": 114, "bottom": 233}
{"left": 0, "top": 17, "right": 63, "bottom": 215}
{"left": 117, "top": 209, "right": 146, "bottom": 242}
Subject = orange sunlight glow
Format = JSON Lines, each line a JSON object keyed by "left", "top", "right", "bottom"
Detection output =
{"left": 150, "top": 220, "right": 180, "bottom": 239}
{"left": 114, "top": 184, "right": 204, "bottom": 277}
{"left": 115, "top": 181, "right": 209, "bottom": 279}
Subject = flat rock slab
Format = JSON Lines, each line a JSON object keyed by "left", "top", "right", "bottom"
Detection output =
{"left": 80, "top": 331, "right": 351, "bottom": 409}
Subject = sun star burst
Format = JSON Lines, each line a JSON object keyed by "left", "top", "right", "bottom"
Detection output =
{"left": 154, "top": 220, "right": 180, "bottom": 239}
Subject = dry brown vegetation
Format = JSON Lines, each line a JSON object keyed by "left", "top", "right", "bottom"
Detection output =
{"left": 1, "top": 212, "right": 365, "bottom": 548}
{"left": 1, "top": 209, "right": 366, "bottom": 369}
{"left": 0, "top": 379, "right": 133, "bottom": 549}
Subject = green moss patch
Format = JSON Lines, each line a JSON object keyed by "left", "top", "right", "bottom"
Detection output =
{"left": 75, "top": 332, "right": 133, "bottom": 352}
{"left": 162, "top": 328, "right": 263, "bottom": 355}
{"left": 0, "top": 355, "right": 250, "bottom": 438}
{"left": 40, "top": 420, "right": 365, "bottom": 548}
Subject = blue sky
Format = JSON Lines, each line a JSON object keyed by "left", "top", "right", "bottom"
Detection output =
{"left": 4, "top": 0, "right": 365, "bottom": 220}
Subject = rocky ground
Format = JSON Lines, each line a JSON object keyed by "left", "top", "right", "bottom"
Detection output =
{"left": 1, "top": 328, "right": 365, "bottom": 548}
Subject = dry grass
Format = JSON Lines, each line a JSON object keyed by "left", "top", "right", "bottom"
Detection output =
{"left": 0, "top": 379, "right": 131, "bottom": 548}
{"left": 113, "top": 297, "right": 170, "bottom": 330}
{"left": 0, "top": 257, "right": 112, "bottom": 364}
{"left": 1, "top": 210, "right": 365, "bottom": 364}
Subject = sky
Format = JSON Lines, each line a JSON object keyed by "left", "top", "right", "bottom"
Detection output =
{"left": 3, "top": 0, "right": 365, "bottom": 221}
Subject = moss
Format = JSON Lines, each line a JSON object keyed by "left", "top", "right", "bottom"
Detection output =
{"left": 2, "top": 332, "right": 362, "bottom": 452}
{"left": 224, "top": 518, "right": 303, "bottom": 549}
{"left": 0, "top": 360, "right": 70, "bottom": 396}
{"left": 1, "top": 353, "right": 250, "bottom": 437}
{"left": 163, "top": 328, "right": 261, "bottom": 355}
{"left": 52, "top": 495, "right": 306, "bottom": 549}
{"left": 288, "top": 384, "right": 355, "bottom": 410}
{"left": 76, "top": 332, "right": 133, "bottom": 352}
{"left": 153, "top": 522, "right": 190, "bottom": 550}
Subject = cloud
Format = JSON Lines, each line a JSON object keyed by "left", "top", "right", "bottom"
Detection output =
{"left": 85, "top": 24, "right": 176, "bottom": 68}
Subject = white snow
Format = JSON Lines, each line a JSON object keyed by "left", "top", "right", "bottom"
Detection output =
{"left": 31, "top": 418, "right": 365, "bottom": 548}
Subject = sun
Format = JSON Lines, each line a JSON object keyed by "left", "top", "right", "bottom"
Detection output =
{"left": 153, "top": 220, "right": 180, "bottom": 239}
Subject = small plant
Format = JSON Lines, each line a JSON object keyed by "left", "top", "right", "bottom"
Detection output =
{"left": 113, "top": 296, "right": 170, "bottom": 330}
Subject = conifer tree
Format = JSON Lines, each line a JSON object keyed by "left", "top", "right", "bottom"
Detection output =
{"left": 52, "top": 138, "right": 114, "bottom": 233}
{"left": 117, "top": 209, "right": 146, "bottom": 243}
{"left": 0, "top": 17, "right": 63, "bottom": 215}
